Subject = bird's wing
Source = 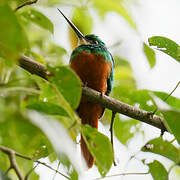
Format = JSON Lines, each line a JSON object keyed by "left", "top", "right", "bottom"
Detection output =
{"left": 99, "top": 54, "right": 114, "bottom": 118}
{"left": 106, "top": 53, "right": 114, "bottom": 96}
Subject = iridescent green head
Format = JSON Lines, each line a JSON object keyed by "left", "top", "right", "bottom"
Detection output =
{"left": 84, "top": 34, "right": 106, "bottom": 47}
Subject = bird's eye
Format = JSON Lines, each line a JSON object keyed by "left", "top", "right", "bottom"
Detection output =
{"left": 94, "top": 40, "right": 98, "bottom": 44}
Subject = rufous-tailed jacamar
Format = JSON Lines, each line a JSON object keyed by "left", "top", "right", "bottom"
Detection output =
{"left": 58, "top": 8, "right": 114, "bottom": 168}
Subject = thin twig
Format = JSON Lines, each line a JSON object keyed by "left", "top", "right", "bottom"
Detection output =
{"left": 121, "top": 152, "right": 142, "bottom": 180}
{"left": 5, "top": 167, "right": 12, "bottom": 175}
{"left": 94, "top": 172, "right": 149, "bottom": 180}
{"left": 25, "top": 163, "right": 39, "bottom": 180}
{"left": 18, "top": 55, "right": 167, "bottom": 132}
{"left": 163, "top": 81, "right": 180, "bottom": 101}
{"left": 109, "top": 111, "right": 117, "bottom": 166}
{"left": 35, "top": 160, "right": 70, "bottom": 179}
{"left": 152, "top": 80, "right": 180, "bottom": 136}
{"left": 0, "top": 145, "right": 70, "bottom": 180}
{"left": 15, "top": 0, "right": 38, "bottom": 12}
{"left": 153, "top": 80, "right": 180, "bottom": 114}
{"left": 68, "top": 121, "right": 77, "bottom": 130}
{"left": 169, "top": 138, "right": 176, "bottom": 144}
{"left": 52, "top": 161, "right": 61, "bottom": 180}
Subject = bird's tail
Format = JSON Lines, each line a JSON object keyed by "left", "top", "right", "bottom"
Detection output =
{"left": 78, "top": 99, "right": 104, "bottom": 168}
{"left": 81, "top": 135, "right": 94, "bottom": 168}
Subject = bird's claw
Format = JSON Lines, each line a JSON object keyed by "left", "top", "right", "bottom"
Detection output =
{"left": 82, "top": 82, "right": 88, "bottom": 87}
{"left": 100, "top": 92, "right": 105, "bottom": 97}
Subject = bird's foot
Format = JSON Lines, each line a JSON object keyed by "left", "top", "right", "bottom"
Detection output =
{"left": 100, "top": 92, "right": 105, "bottom": 97}
{"left": 82, "top": 82, "right": 88, "bottom": 87}
{"left": 147, "top": 111, "right": 154, "bottom": 117}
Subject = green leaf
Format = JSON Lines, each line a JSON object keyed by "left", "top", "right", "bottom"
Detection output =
{"left": 172, "top": 166, "right": 180, "bottom": 179}
{"left": 161, "top": 110, "right": 180, "bottom": 144}
{"left": 82, "top": 125, "right": 113, "bottom": 176}
{"left": 114, "top": 65, "right": 135, "bottom": 87}
{"left": 0, "top": 114, "right": 53, "bottom": 156}
{"left": 113, "top": 88, "right": 156, "bottom": 112}
{"left": 28, "top": 111, "right": 81, "bottom": 172}
{"left": 42, "top": 0, "right": 62, "bottom": 7}
{"left": 69, "top": 169, "right": 78, "bottom": 180}
{"left": 21, "top": 8, "right": 54, "bottom": 33}
{"left": 113, "top": 58, "right": 157, "bottom": 112}
{"left": 153, "top": 91, "right": 180, "bottom": 110}
{"left": 48, "top": 152, "right": 57, "bottom": 163}
{"left": 36, "top": 79, "right": 81, "bottom": 140}
{"left": 48, "top": 43, "right": 66, "bottom": 57}
{"left": 92, "top": 0, "right": 136, "bottom": 29}
{"left": 37, "top": 80, "right": 59, "bottom": 104}
{"left": 47, "top": 66, "right": 82, "bottom": 109}
{"left": 147, "top": 160, "right": 168, "bottom": 180}
{"left": 148, "top": 36, "right": 180, "bottom": 63}
{"left": 143, "top": 42, "right": 156, "bottom": 68}
{"left": 32, "top": 145, "right": 49, "bottom": 160}
{"left": 27, "top": 101, "right": 69, "bottom": 117}
{"left": 0, "top": 4, "right": 28, "bottom": 63}
{"left": 72, "top": 8, "right": 93, "bottom": 35}
{"left": 113, "top": 56, "right": 136, "bottom": 89}
{"left": 142, "top": 137, "right": 180, "bottom": 164}
{"left": 0, "top": 108, "right": 52, "bottom": 179}
{"left": 114, "top": 56, "right": 130, "bottom": 67}
{"left": 114, "top": 116, "right": 138, "bottom": 145}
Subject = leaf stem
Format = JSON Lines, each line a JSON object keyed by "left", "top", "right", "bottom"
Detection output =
{"left": 15, "top": 0, "right": 38, "bottom": 12}
{"left": 25, "top": 163, "right": 39, "bottom": 180}
{"left": 52, "top": 161, "right": 61, "bottom": 180}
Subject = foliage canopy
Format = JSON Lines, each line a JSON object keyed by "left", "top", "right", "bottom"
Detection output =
{"left": 0, "top": 0, "right": 179, "bottom": 180}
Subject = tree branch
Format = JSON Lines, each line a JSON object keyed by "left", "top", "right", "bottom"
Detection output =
{"left": 0, "top": 145, "right": 70, "bottom": 180}
{"left": 82, "top": 87, "right": 166, "bottom": 131}
{"left": 18, "top": 55, "right": 167, "bottom": 132}
{"left": 19, "top": 55, "right": 48, "bottom": 79}
{"left": 0, "top": 146, "right": 24, "bottom": 180}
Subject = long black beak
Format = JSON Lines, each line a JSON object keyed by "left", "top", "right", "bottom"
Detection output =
{"left": 57, "top": 8, "right": 85, "bottom": 40}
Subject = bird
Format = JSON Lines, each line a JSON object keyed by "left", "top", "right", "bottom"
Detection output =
{"left": 57, "top": 8, "right": 114, "bottom": 168}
